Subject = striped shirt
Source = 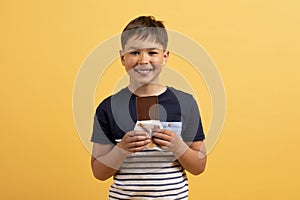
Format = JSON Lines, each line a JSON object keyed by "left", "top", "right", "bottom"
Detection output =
{"left": 91, "top": 87, "right": 205, "bottom": 199}
{"left": 109, "top": 148, "right": 188, "bottom": 200}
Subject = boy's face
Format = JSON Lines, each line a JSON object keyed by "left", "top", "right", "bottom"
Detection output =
{"left": 120, "top": 36, "right": 169, "bottom": 89}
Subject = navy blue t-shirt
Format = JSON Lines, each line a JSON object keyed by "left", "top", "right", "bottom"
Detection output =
{"left": 91, "top": 87, "right": 205, "bottom": 144}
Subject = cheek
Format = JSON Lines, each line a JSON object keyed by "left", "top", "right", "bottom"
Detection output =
{"left": 127, "top": 61, "right": 137, "bottom": 70}
{"left": 124, "top": 59, "right": 136, "bottom": 71}
{"left": 123, "top": 61, "right": 134, "bottom": 71}
{"left": 125, "top": 65, "right": 132, "bottom": 71}
{"left": 152, "top": 56, "right": 165, "bottom": 64}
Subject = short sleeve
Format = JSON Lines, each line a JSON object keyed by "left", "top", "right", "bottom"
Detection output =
{"left": 182, "top": 97, "right": 205, "bottom": 142}
{"left": 90, "top": 101, "right": 115, "bottom": 144}
{"left": 90, "top": 115, "right": 111, "bottom": 144}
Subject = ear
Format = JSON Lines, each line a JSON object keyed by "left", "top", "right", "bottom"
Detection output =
{"left": 162, "top": 50, "right": 170, "bottom": 65}
{"left": 119, "top": 50, "right": 126, "bottom": 66}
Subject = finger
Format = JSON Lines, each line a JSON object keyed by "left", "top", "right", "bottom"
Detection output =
{"left": 127, "top": 133, "right": 148, "bottom": 142}
{"left": 132, "top": 130, "right": 148, "bottom": 136}
{"left": 128, "top": 139, "right": 151, "bottom": 148}
{"left": 156, "top": 129, "right": 175, "bottom": 136}
{"left": 152, "top": 137, "right": 169, "bottom": 147}
{"left": 130, "top": 144, "right": 148, "bottom": 153}
{"left": 125, "top": 130, "right": 147, "bottom": 138}
{"left": 126, "top": 135, "right": 150, "bottom": 144}
{"left": 152, "top": 132, "right": 172, "bottom": 142}
{"left": 129, "top": 140, "right": 151, "bottom": 153}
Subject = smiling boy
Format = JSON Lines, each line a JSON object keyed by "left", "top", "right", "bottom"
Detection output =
{"left": 91, "top": 16, "right": 207, "bottom": 199}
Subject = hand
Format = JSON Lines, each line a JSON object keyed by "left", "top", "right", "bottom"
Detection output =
{"left": 152, "top": 129, "right": 188, "bottom": 158}
{"left": 117, "top": 130, "right": 151, "bottom": 154}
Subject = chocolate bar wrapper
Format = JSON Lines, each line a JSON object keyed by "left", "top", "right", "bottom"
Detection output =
{"left": 134, "top": 120, "right": 163, "bottom": 149}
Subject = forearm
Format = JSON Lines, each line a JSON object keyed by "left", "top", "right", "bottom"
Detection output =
{"left": 91, "top": 145, "right": 128, "bottom": 180}
{"left": 170, "top": 140, "right": 206, "bottom": 175}
{"left": 176, "top": 146, "right": 206, "bottom": 175}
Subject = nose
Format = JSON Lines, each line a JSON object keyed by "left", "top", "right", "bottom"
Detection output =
{"left": 138, "top": 52, "right": 149, "bottom": 65}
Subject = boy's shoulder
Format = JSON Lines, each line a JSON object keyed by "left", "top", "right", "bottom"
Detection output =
{"left": 95, "top": 87, "right": 131, "bottom": 112}
{"left": 167, "top": 87, "right": 194, "bottom": 100}
{"left": 100, "top": 88, "right": 130, "bottom": 102}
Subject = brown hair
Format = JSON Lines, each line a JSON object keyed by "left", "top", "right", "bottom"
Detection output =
{"left": 121, "top": 16, "right": 168, "bottom": 50}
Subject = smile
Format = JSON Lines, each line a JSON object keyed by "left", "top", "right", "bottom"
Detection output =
{"left": 134, "top": 68, "right": 153, "bottom": 74}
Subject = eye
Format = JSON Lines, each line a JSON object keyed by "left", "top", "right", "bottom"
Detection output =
{"left": 149, "top": 51, "right": 158, "bottom": 55}
{"left": 130, "top": 51, "right": 140, "bottom": 55}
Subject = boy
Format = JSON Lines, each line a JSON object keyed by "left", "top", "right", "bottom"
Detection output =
{"left": 91, "top": 16, "right": 206, "bottom": 199}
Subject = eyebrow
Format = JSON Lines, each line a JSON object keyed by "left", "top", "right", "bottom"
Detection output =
{"left": 127, "top": 47, "right": 162, "bottom": 51}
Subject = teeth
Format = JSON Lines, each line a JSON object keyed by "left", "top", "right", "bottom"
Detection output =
{"left": 135, "top": 69, "right": 152, "bottom": 73}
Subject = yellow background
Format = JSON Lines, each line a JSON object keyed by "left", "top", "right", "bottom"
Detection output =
{"left": 1, "top": 0, "right": 299, "bottom": 199}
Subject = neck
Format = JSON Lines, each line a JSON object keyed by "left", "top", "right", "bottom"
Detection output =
{"left": 128, "top": 83, "right": 167, "bottom": 97}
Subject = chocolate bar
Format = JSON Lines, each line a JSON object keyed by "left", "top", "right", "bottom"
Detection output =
{"left": 136, "top": 96, "right": 160, "bottom": 148}
{"left": 136, "top": 96, "right": 159, "bottom": 120}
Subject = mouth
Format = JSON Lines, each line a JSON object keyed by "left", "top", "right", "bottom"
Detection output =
{"left": 134, "top": 68, "right": 153, "bottom": 74}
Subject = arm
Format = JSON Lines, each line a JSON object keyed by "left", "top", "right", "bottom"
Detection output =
{"left": 176, "top": 141, "right": 207, "bottom": 175}
{"left": 91, "top": 143, "right": 127, "bottom": 181}
{"left": 91, "top": 131, "right": 151, "bottom": 181}
{"left": 153, "top": 130, "right": 207, "bottom": 175}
